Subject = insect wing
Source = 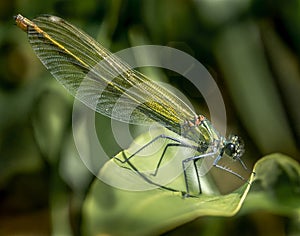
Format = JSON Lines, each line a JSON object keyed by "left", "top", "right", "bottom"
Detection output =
{"left": 26, "top": 15, "right": 196, "bottom": 133}
{"left": 198, "top": 153, "right": 216, "bottom": 176}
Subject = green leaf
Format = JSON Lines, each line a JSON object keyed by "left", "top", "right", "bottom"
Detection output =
{"left": 82, "top": 152, "right": 300, "bottom": 235}
{"left": 82, "top": 179, "right": 253, "bottom": 236}
{"left": 81, "top": 128, "right": 258, "bottom": 236}
{"left": 241, "top": 153, "right": 300, "bottom": 216}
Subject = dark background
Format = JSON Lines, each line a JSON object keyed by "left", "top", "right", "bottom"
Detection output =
{"left": 0, "top": 0, "right": 299, "bottom": 235}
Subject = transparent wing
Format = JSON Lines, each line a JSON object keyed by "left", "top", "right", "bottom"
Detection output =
{"left": 195, "top": 144, "right": 219, "bottom": 176}
{"left": 27, "top": 15, "right": 197, "bottom": 134}
{"left": 198, "top": 153, "right": 216, "bottom": 176}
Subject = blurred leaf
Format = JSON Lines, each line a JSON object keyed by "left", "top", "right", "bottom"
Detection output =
{"left": 214, "top": 20, "right": 298, "bottom": 156}
{"left": 59, "top": 132, "right": 93, "bottom": 193}
{"left": 194, "top": 0, "right": 251, "bottom": 27}
{"left": 242, "top": 153, "right": 300, "bottom": 215}
{"left": 272, "top": 1, "right": 300, "bottom": 55}
{"left": 0, "top": 80, "right": 45, "bottom": 186}
{"left": 31, "top": 80, "right": 72, "bottom": 164}
{"left": 260, "top": 21, "right": 300, "bottom": 149}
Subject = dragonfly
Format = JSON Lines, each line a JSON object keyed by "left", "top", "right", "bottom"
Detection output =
{"left": 15, "top": 14, "right": 250, "bottom": 196}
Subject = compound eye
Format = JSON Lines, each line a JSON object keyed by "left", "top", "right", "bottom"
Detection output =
{"left": 225, "top": 143, "right": 236, "bottom": 157}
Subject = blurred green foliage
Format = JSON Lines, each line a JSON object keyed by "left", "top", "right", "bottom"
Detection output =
{"left": 0, "top": 0, "right": 299, "bottom": 235}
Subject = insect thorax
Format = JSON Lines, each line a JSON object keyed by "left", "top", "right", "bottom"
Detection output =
{"left": 181, "top": 115, "right": 221, "bottom": 151}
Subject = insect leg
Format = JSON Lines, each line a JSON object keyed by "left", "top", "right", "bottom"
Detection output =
{"left": 182, "top": 151, "right": 217, "bottom": 196}
{"left": 120, "top": 152, "right": 182, "bottom": 194}
{"left": 115, "top": 134, "right": 193, "bottom": 164}
{"left": 213, "top": 154, "right": 245, "bottom": 180}
{"left": 237, "top": 157, "right": 256, "bottom": 176}
{"left": 150, "top": 142, "right": 198, "bottom": 176}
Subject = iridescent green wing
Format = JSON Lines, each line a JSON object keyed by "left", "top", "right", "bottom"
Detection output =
{"left": 26, "top": 15, "right": 196, "bottom": 134}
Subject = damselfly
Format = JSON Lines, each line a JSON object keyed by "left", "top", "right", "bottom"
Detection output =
{"left": 15, "top": 14, "right": 250, "bottom": 196}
